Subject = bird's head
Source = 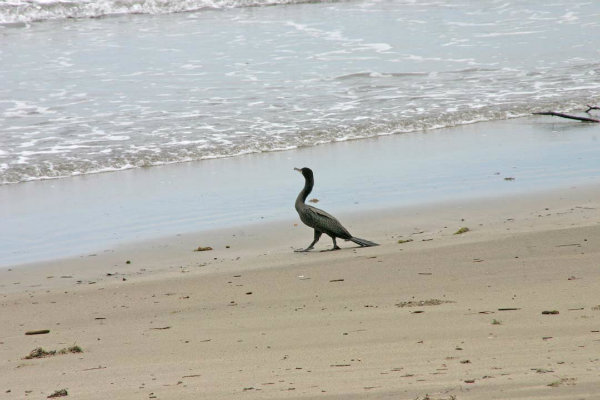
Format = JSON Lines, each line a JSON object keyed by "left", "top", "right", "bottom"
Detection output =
{"left": 294, "top": 167, "right": 313, "bottom": 180}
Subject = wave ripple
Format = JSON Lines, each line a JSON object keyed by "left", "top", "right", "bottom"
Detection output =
{"left": 0, "top": 0, "right": 325, "bottom": 24}
{"left": 1, "top": 0, "right": 600, "bottom": 185}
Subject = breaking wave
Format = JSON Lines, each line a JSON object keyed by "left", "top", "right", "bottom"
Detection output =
{"left": 0, "top": 0, "right": 335, "bottom": 25}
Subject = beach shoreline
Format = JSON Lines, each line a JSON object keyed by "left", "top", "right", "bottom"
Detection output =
{"left": 2, "top": 116, "right": 600, "bottom": 267}
{"left": 6, "top": 178, "right": 600, "bottom": 283}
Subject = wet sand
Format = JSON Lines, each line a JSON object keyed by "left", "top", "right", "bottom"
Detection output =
{"left": 2, "top": 116, "right": 600, "bottom": 266}
{"left": 2, "top": 182, "right": 600, "bottom": 399}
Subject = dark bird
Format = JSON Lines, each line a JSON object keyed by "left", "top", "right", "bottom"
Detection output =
{"left": 294, "top": 167, "right": 378, "bottom": 252}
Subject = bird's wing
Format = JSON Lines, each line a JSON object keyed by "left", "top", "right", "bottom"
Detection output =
{"left": 305, "top": 205, "right": 352, "bottom": 238}
{"left": 306, "top": 205, "right": 339, "bottom": 222}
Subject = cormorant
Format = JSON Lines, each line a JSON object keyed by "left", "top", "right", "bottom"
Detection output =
{"left": 294, "top": 167, "right": 378, "bottom": 252}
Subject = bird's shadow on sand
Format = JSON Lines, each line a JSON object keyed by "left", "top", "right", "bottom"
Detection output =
{"left": 293, "top": 246, "right": 365, "bottom": 253}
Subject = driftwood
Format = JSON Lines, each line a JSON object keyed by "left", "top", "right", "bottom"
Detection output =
{"left": 585, "top": 104, "right": 600, "bottom": 113}
{"left": 533, "top": 105, "right": 600, "bottom": 123}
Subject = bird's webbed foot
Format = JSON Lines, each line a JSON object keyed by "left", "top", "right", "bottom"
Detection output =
{"left": 328, "top": 237, "right": 341, "bottom": 251}
{"left": 295, "top": 231, "right": 321, "bottom": 252}
{"left": 294, "top": 246, "right": 314, "bottom": 253}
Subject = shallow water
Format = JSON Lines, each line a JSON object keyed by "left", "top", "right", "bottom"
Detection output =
{"left": 1, "top": 0, "right": 600, "bottom": 184}
{"left": 1, "top": 117, "right": 599, "bottom": 266}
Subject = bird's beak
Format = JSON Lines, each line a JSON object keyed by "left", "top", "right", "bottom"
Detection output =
{"left": 293, "top": 167, "right": 301, "bottom": 173}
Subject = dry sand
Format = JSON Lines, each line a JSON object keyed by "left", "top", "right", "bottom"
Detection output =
{"left": 1, "top": 184, "right": 600, "bottom": 399}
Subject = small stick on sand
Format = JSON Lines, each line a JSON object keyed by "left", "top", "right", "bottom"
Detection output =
{"left": 25, "top": 330, "right": 50, "bottom": 335}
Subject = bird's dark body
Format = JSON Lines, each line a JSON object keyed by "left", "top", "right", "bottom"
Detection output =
{"left": 296, "top": 203, "right": 352, "bottom": 240}
{"left": 293, "top": 167, "right": 378, "bottom": 251}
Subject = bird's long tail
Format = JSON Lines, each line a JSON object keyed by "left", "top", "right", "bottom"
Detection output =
{"left": 349, "top": 237, "right": 379, "bottom": 247}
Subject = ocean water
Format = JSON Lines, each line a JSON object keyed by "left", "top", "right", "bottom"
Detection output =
{"left": 1, "top": 0, "right": 600, "bottom": 185}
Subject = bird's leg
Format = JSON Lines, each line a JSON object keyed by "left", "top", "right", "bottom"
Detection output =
{"left": 330, "top": 236, "right": 341, "bottom": 251}
{"left": 295, "top": 230, "right": 322, "bottom": 252}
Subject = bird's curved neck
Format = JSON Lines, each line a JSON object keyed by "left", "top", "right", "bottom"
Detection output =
{"left": 296, "top": 174, "right": 314, "bottom": 208}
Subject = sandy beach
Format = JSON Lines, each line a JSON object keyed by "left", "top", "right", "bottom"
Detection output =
{"left": 2, "top": 181, "right": 600, "bottom": 399}
{"left": 3, "top": 1, "right": 600, "bottom": 398}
